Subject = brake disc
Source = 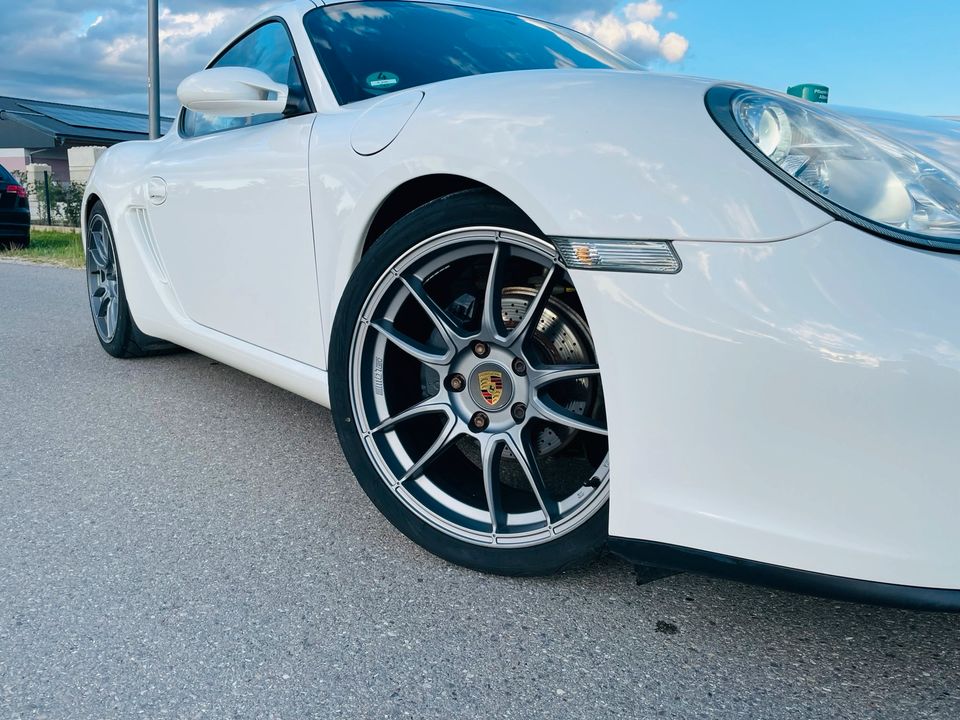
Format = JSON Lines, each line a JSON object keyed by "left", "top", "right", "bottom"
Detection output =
{"left": 500, "top": 287, "right": 599, "bottom": 458}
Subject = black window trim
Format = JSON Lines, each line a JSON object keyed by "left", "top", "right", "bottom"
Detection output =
{"left": 178, "top": 15, "right": 316, "bottom": 140}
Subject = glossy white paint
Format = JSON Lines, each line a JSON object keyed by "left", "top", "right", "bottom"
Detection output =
{"left": 350, "top": 91, "right": 425, "bottom": 156}
{"left": 575, "top": 222, "right": 960, "bottom": 589}
{"left": 307, "top": 69, "right": 832, "bottom": 362}
{"left": 81, "top": 0, "right": 960, "bottom": 590}
{"left": 177, "top": 67, "right": 290, "bottom": 117}
{"left": 146, "top": 115, "right": 324, "bottom": 367}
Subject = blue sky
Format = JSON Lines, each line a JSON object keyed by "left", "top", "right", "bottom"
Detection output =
{"left": 1, "top": 1, "right": 958, "bottom": 117}
{"left": 663, "top": 0, "right": 960, "bottom": 116}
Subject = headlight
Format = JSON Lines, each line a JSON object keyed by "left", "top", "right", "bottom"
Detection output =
{"left": 707, "top": 85, "right": 960, "bottom": 251}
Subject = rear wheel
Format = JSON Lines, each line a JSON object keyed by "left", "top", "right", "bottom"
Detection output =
{"left": 85, "top": 201, "right": 176, "bottom": 358}
{"left": 330, "top": 190, "right": 609, "bottom": 576}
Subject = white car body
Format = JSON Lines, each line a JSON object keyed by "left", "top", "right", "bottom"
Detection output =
{"left": 83, "top": 0, "right": 960, "bottom": 608}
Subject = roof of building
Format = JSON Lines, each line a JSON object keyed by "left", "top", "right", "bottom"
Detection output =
{"left": 0, "top": 96, "right": 174, "bottom": 149}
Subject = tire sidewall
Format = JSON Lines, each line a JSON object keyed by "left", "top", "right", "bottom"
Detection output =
{"left": 329, "top": 190, "right": 608, "bottom": 576}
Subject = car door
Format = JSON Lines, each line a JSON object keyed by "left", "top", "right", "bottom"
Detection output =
{"left": 147, "top": 21, "right": 324, "bottom": 367}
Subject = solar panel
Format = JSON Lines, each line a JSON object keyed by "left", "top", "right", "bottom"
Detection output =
{"left": 20, "top": 101, "right": 174, "bottom": 136}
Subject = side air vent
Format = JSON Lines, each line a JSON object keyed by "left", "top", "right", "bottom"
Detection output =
{"left": 131, "top": 207, "right": 170, "bottom": 284}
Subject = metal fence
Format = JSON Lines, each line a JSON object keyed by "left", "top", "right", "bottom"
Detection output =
{"left": 19, "top": 170, "right": 85, "bottom": 228}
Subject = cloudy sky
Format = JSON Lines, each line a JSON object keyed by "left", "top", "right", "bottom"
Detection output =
{"left": 2, "top": 0, "right": 958, "bottom": 117}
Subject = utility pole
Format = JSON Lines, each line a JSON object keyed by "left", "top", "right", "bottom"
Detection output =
{"left": 147, "top": 0, "right": 161, "bottom": 139}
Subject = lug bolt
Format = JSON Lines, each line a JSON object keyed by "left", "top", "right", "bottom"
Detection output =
{"left": 473, "top": 342, "right": 490, "bottom": 359}
{"left": 448, "top": 374, "right": 466, "bottom": 392}
{"left": 512, "top": 358, "right": 527, "bottom": 376}
{"left": 470, "top": 412, "right": 490, "bottom": 432}
{"left": 511, "top": 403, "right": 527, "bottom": 423}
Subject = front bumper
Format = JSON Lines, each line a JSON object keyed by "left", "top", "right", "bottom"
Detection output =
{"left": 571, "top": 221, "right": 960, "bottom": 593}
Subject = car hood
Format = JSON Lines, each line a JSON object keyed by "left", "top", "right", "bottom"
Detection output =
{"left": 830, "top": 105, "right": 960, "bottom": 174}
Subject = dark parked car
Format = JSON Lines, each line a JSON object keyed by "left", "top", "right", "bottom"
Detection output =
{"left": 0, "top": 164, "right": 30, "bottom": 249}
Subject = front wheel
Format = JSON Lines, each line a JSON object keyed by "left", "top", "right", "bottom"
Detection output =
{"left": 330, "top": 190, "right": 610, "bottom": 576}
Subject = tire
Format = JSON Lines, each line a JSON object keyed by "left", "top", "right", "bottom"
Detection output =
{"left": 85, "top": 201, "right": 177, "bottom": 359}
{"left": 330, "top": 189, "right": 610, "bottom": 576}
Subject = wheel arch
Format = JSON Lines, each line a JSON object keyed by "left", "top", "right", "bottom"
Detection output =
{"left": 324, "top": 172, "right": 557, "bottom": 371}
{"left": 80, "top": 192, "right": 103, "bottom": 251}
{"left": 83, "top": 193, "right": 103, "bottom": 221}
{"left": 360, "top": 174, "right": 539, "bottom": 256}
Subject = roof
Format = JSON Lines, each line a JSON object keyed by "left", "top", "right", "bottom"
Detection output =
{"left": 0, "top": 96, "right": 174, "bottom": 148}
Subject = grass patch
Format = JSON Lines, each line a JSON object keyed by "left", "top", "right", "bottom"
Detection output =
{"left": 0, "top": 230, "right": 84, "bottom": 269}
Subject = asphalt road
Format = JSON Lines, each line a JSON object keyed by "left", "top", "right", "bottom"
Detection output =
{"left": 1, "top": 261, "right": 958, "bottom": 719}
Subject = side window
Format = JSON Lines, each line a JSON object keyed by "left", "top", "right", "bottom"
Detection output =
{"left": 182, "top": 22, "right": 303, "bottom": 138}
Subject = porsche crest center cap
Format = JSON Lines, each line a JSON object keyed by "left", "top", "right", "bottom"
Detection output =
{"left": 470, "top": 364, "right": 514, "bottom": 410}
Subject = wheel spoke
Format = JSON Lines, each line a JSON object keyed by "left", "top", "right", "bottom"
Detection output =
{"left": 531, "top": 395, "right": 607, "bottom": 436}
{"left": 479, "top": 435, "right": 507, "bottom": 534}
{"left": 401, "top": 276, "right": 467, "bottom": 352}
{"left": 371, "top": 395, "right": 451, "bottom": 434}
{"left": 91, "top": 229, "right": 112, "bottom": 266}
{"left": 481, "top": 242, "right": 509, "bottom": 338}
{"left": 399, "top": 414, "right": 463, "bottom": 485}
{"left": 504, "top": 430, "right": 559, "bottom": 525}
{"left": 90, "top": 290, "right": 105, "bottom": 319}
{"left": 369, "top": 318, "right": 453, "bottom": 367}
{"left": 530, "top": 364, "right": 601, "bottom": 390}
{"left": 505, "top": 264, "right": 561, "bottom": 347}
{"left": 104, "top": 298, "right": 118, "bottom": 339}
{"left": 87, "top": 247, "right": 107, "bottom": 272}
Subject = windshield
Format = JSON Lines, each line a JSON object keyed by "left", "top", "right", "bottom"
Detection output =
{"left": 303, "top": 1, "right": 639, "bottom": 105}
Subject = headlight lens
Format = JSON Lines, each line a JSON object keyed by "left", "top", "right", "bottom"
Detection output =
{"left": 707, "top": 86, "right": 960, "bottom": 250}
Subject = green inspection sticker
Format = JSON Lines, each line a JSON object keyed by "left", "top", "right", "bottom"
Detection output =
{"left": 366, "top": 71, "right": 400, "bottom": 90}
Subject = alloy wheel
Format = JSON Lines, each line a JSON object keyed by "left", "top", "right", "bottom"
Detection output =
{"left": 349, "top": 228, "right": 609, "bottom": 548}
{"left": 86, "top": 213, "right": 121, "bottom": 343}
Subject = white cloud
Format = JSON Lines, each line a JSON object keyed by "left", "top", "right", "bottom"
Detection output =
{"left": 624, "top": 1, "right": 663, "bottom": 23}
{"left": 159, "top": 9, "right": 232, "bottom": 41}
{"left": 659, "top": 32, "right": 690, "bottom": 63}
{"left": 572, "top": 2, "right": 689, "bottom": 65}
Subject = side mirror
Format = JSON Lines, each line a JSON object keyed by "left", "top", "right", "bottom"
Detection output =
{"left": 177, "top": 67, "right": 289, "bottom": 117}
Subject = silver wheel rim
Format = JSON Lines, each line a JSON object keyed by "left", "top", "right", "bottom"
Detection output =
{"left": 86, "top": 213, "right": 120, "bottom": 343}
{"left": 350, "top": 228, "right": 609, "bottom": 548}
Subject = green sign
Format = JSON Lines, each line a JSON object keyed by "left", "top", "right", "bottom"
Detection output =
{"left": 787, "top": 84, "right": 829, "bottom": 103}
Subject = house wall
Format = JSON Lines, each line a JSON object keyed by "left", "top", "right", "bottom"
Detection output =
{"left": 0, "top": 147, "right": 29, "bottom": 174}
{"left": 26, "top": 149, "right": 70, "bottom": 182}
{"left": 68, "top": 146, "right": 107, "bottom": 184}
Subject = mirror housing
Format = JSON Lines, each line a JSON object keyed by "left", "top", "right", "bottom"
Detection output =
{"left": 177, "top": 67, "right": 289, "bottom": 117}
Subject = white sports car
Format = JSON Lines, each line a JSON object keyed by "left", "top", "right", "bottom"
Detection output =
{"left": 83, "top": 0, "right": 960, "bottom": 610}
